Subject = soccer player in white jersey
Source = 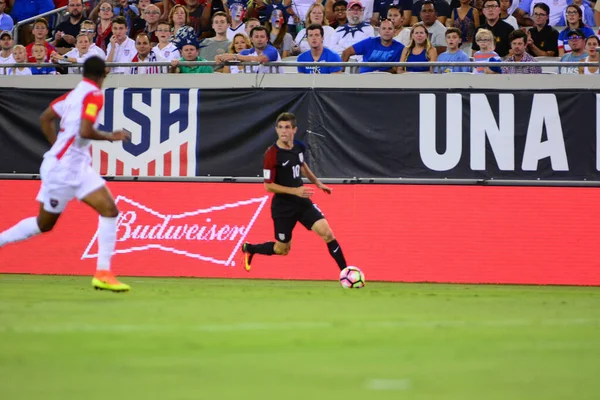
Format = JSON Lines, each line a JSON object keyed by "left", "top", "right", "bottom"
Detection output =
{"left": 0, "top": 57, "right": 132, "bottom": 292}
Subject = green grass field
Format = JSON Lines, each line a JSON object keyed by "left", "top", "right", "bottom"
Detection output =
{"left": 1, "top": 275, "right": 599, "bottom": 400}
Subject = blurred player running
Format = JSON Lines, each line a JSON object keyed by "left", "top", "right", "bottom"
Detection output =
{"left": 241, "top": 112, "right": 348, "bottom": 272}
{"left": 0, "top": 57, "right": 131, "bottom": 292}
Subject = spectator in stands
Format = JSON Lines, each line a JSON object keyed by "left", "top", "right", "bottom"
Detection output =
{"left": 328, "top": 0, "right": 348, "bottom": 29}
{"left": 26, "top": 18, "right": 56, "bottom": 62}
{"left": 398, "top": 22, "right": 437, "bottom": 72}
{"left": 52, "top": 0, "right": 85, "bottom": 50}
{"left": 563, "top": 0, "right": 594, "bottom": 27}
{"left": 527, "top": 3, "right": 558, "bottom": 57}
{"left": 578, "top": 35, "right": 599, "bottom": 74}
{"left": 0, "top": 0, "right": 14, "bottom": 32}
{"left": 0, "top": 30, "right": 14, "bottom": 75}
{"left": 244, "top": 17, "right": 261, "bottom": 37}
{"left": 446, "top": 0, "right": 479, "bottom": 54}
{"left": 520, "top": 0, "right": 566, "bottom": 27}
{"left": 221, "top": 32, "right": 250, "bottom": 73}
{"left": 331, "top": 0, "right": 375, "bottom": 60}
{"left": 129, "top": 32, "right": 166, "bottom": 73}
{"left": 227, "top": 3, "right": 246, "bottom": 41}
{"left": 559, "top": 28, "right": 587, "bottom": 73}
{"left": 107, "top": 16, "right": 137, "bottom": 73}
{"left": 411, "top": 0, "right": 450, "bottom": 25}
{"left": 79, "top": 20, "right": 106, "bottom": 59}
{"left": 153, "top": 20, "right": 180, "bottom": 61}
{"left": 558, "top": 5, "right": 594, "bottom": 56}
{"left": 199, "top": 11, "right": 230, "bottom": 71}
{"left": 170, "top": 4, "right": 192, "bottom": 36}
{"left": 130, "top": 4, "right": 160, "bottom": 42}
{"left": 472, "top": 28, "right": 502, "bottom": 73}
{"left": 161, "top": 0, "right": 185, "bottom": 21}
{"left": 435, "top": 27, "right": 471, "bottom": 73}
{"left": 30, "top": 43, "right": 57, "bottom": 74}
{"left": 420, "top": 1, "right": 447, "bottom": 53}
{"left": 372, "top": 0, "right": 412, "bottom": 27}
{"left": 342, "top": 18, "right": 403, "bottom": 73}
{"left": 91, "top": 2, "right": 115, "bottom": 52}
{"left": 183, "top": 0, "right": 212, "bottom": 39}
{"left": 9, "top": 0, "right": 54, "bottom": 24}
{"left": 169, "top": 36, "right": 214, "bottom": 73}
{"left": 295, "top": 4, "right": 335, "bottom": 54}
{"left": 8, "top": 44, "right": 31, "bottom": 75}
{"left": 500, "top": 0, "right": 519, "bottom": 29}
{"left": 501, "top": 29, "right": 541, "bottom": 73}
{"left": 217, "top": 25, "right": 283, "bottom": 73}
{"left": 388, "top": 5, "right": 411, "bottom": 46}
{"left": 472, "top": 0, "right": 514, "bottom": 57}
{"left": 51, "top": 33, "right": 94, "bottom": 73}
{"left": 266, "top": 8, "right": 295, "bottom": 57}
{"left": 296, "top": 24, "right": 342, "bottom": 73}
{"left": 113, "top": 0, "right": 140, "bottom": 33}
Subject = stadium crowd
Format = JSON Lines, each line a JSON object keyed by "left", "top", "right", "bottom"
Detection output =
{"left": 0, "top": 0, "right": 598, "bottom": 75}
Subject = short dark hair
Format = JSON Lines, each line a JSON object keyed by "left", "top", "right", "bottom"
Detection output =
{"left": 387, "top": 5, "right": 403, "bottom": 14}
{"left": 250, "top": 25, "right": 268, "bottom": 38}
{"left": 333, "top": 0, "right": 348, "bottom": 9}
{"left": 112, "top": 16, "right": 127, "bottom": 27}
{"left": 533, "top": 2, "right": 550, "bottom": 15}
{"left": 276, "top": 112, "right": 297, "bottom": 128}
{"left": 421, "top": 0, "right": 436, "bottom": 12}
{"left": 212, "top": 11, "right": 230, "bottom": 24}
{"left": 83, "top": 56, "right": 106, "bottom": 79}
{"left": 482, "top": 0, "right": 500, "bottom": 7}
{"left": 306, "top": 24, "right": 324, "bottom": 37}
{"left": 508, "top": 29, "right": 527, "bottom": 43}
{"left": 33, "top": 18, "right": 49, "bottom": 28}
{"left": 445, "top": 27, "right": 461, "bottom": 37}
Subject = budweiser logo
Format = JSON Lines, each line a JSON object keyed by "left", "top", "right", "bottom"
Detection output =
{"left": 82, "top": 194, "right": 269, "bottom": 267}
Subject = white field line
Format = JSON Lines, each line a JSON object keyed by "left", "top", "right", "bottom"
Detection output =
{"left": 0, "top": 318, "right": 597, "bottom": 334}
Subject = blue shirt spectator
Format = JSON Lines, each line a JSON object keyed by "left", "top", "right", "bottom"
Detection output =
{"left": 351, "top": 36, "right": 404, "bottom": 73}
{"left": 10, "top": 0, "right": 55, "bottom": 24}
{"left": 240, "top": 44, "right": 282, "bottom": 73}
{"left": 0, "top": 0, "right": 14, "bottom": 31}
{"left": 297, "top": 47, "right": 342, "bottom": 74}
{"left": 435, "top": 49, "right": 471, "bottom": 73}
{"left": 30, "top": 65, "right": 56, "bottom": 75}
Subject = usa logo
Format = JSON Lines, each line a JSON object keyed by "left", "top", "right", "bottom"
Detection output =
{"left": 50, "top": 199, "right": 59, "bottom": 208}
{"left": 164, "top": 51, "right": 170, "bottom": 57}
{"left": 124, "top": 49, "right": 130, "bottom": 56}
{"left": 92, "top": 89, "right": 199, "bottom": 177}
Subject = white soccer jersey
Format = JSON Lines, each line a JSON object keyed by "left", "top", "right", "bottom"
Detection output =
{"left": 88, "top": 43, "right": 107, "bottom": 59}
{"left": 106, "top": 37, "right": 136, "bottom": 74}
{"left": 330, "top": 22, "right": 375, "bottom": 61}
{"left": 46, "top": 79, "right": 103, "bottom": 168}
{"left": 152, "top": 42, "right": 180, "bottom": 62}
{"left": 226, "top": 23, "right": 246, "bottom": 41}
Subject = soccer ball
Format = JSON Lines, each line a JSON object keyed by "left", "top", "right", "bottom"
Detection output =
{"left": 339, "top": 266, "right": 365, "bottom": 289}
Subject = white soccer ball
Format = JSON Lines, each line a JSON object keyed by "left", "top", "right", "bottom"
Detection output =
{"left": 339, "top": 266, "right": 365, "bottom": 289}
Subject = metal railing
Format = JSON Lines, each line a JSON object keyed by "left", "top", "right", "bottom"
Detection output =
{"left": 11, "top": 0, "right": 92, "bottom": 45}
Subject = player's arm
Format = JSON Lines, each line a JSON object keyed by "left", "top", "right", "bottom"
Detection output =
{"left": 80, "top": 91, "right": 130, "bottom": 141}
{"left": 39, "top": 106, "right": 59, "bottom": 145}
{"left": 301, "top": 164, "right": 332, "bottom": 194}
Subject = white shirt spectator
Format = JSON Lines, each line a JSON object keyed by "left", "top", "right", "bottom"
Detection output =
{"left": 227, "top": 24, "right": 246, "bottom": 41}
{"left": 295, "top": 25, "right": 336, "bottom": 53}
{"left": 361, "top": 0, "right": 375, "bottom": 20}
{"left": 129, "top": 50, "right": 166, "bottom": 74}
{"left": 88, "top": 43, "right": 106, "bottom": 59}
{"left": 394, "top": 28, "right": 412, "bottom": 47}
{"left": 503, "top": 15, "right": 519, "bottom": 30}
{"left": 62, "top": 48, "right": 100, "bottom": 74}
{"left": 106, "top": 37, "right": 136, "bottom": 73}
{"left": 0, "top": 53, "right": 15, "bottom": 75}
{"left": 529, "top": 0, "right": 567, "bottom": 27}
{"left": 152, "top": 43, "right": 180, "bottom": 62}
{"left": 331, "top": 22, "right": 375, "bottom": 61}
{"left": 425, "top": 20, "right": 447, "bottom": 48}
{"left": 10, "top": 67, "right": 32, "bottom": 75}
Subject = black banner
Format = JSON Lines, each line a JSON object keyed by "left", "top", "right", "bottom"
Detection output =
{"left": 0, "top": 87, "right": 598, "bottom": 180}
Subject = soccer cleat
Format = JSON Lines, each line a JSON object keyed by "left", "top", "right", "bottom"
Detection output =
{"left": 92, "top": 271, "right": 131, "bottom": 292}
{"left": 241, "top": 243, "right": 254, "bottom": 272}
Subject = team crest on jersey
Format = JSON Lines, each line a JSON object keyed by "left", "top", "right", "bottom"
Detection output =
{"left": 278, "top": 233, "right": 286, "bottom": 241}
{"left": 50, "top": 199, "right": 59, "bottom": 208}
{"left": 124, "top": 49, "right": 130, "bottom": 56}
{"left": 299, "top": 152, "right": 304, "bottom": 163}
{"left": 164, "top": 51, "right": 170, "bottom": 57}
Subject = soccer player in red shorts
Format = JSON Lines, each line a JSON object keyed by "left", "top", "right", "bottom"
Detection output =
{"left": 241, "top": 112, "right": 348, "bottom": 272}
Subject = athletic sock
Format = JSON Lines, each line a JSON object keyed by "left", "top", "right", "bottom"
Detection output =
{"left": 327, "top": 239, "right": 347, "bottom": 271}
{"left": 246, "top": 242, "right": 276, "bottom": 256}
{"left": 96, "top": 216, "right": 117, "bottom": 271}
{"left": 0, "top": 217, "right": 42, "bottom": 247}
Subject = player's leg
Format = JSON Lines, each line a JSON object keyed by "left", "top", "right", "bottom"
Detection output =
{"left": 241, "top": 217, "right": 295, "bottom": 271}
{"left": 80, "top": 182, "right": 130, "bottom": 292}
{"left": 300, "top": 204, "right": 348, "bottom": 271}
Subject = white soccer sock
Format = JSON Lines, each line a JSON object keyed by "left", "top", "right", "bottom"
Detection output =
{"left": 0, "top": 217, "right": 42, "bottom": 247}
{"left": 96, "top": 216, "right": 118, "bottom": 271}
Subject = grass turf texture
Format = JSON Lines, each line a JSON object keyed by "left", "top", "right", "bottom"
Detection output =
{"left": 1, "top": 275, "right": 599, "bottom": 400}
